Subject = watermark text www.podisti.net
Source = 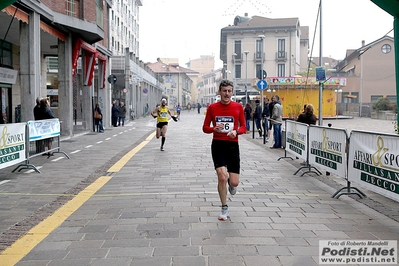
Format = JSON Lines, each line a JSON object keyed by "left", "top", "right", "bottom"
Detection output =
{"left": 319, "top": 240, "right": 397, "bottom": 264}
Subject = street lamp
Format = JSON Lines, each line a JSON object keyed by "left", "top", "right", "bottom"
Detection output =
{"left": 244, "top": 50, "right": 249, "bottom": 104}
{"left": 233, "top": 53, "right": 237, "bottom": 100}
{"left": 258, "top": 35, "right": 265, "bottom": 104}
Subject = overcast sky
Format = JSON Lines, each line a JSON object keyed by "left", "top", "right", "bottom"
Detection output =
{"left": 139, "top": 0, "right": 393, "bottom": 68}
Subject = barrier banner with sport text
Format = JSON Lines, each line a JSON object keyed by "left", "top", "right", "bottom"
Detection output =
{"left": 308, "top": 126, "right": 348, "bottom": 178}
{"left": 0, "top": 123, "right": 26, "bottom": 169}
{"left": 348, "top": 130, "right": 399, "bottom": 202}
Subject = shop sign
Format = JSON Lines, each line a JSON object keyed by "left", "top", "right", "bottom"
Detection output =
{"left": 0, "top": 67, "right": 18, "bottom": 84}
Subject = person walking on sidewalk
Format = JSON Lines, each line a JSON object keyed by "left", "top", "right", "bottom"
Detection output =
{"left": 270, "top": 95, "right": 283, "bottom": 149}
{"left": 111, "top": 100, "right": 119, "bottom": 127}
{"left": 151, "top": 98, "right": 176, "bottom": 151}
{"left": 118, "top": 101, "right": 126, "bottom": 126}
{"left": 94, "top": 103, "right": 104, "bottom": 133}
{"left": 254, "top": 99, "right": 263, "bottom": 139}
{"left": 202, "top": 79, "right": 246, "bottom": 221}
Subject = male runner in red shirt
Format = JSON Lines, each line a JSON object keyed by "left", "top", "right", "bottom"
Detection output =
{"left": 202, "top": 80, "right": 246, "bottom": 220}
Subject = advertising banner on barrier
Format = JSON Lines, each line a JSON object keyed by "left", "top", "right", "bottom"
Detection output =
{"left": 27, "top": 119, "right": 60, "bottom": 141}
{"left": 348, "top": 131, "right": 399, "bottom": 202}
{"left": 285, "top": 120, "right": 308, "bottom": 160}
{"left": 308, "top": 126, "right": 348, "bottom": 178}
{"left": 0, "top": 123, "right": 26, "bottom": 169}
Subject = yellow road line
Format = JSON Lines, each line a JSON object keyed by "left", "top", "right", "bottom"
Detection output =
{"left": 0, "top": 176, "right": 111, "bottom": 266}
{"left": 0, "top": 133, "right": 154, "bottom": 265}
{"left": 107, "top": 131, "right": 155, "bottom": 173}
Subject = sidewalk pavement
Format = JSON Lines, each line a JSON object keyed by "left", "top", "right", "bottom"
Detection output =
{"left": 0, "top": 112, "right": 398, "bottom": 266}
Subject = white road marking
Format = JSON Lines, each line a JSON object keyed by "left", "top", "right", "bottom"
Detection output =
{"left": 0, "top": 180, "right": 10, "bottom": 186}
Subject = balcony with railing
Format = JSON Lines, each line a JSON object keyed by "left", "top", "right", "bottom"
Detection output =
{"left": 275, "top": 51, "right": 287, "bottom": 62}
{"left": 232, "top": 53, "right": 243, "bottom": 62}
{"left": 254, "top": 52, "right": 265, "bottom": 62}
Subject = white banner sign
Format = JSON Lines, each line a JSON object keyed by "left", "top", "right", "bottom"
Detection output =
{"left": 308, "top": 126, "right": 348, "bottom": 178}
{"left": 0, "top": 123, "right": 27, "bottom": 169}
{"left": 0, "top": 67, "right": 18, "bottom": 84}
{"left": 28, "top": 119, "right": 60, "bottom": 141}
{"left": 285, "top": 120, "right": 308, "bottom": 160}
{"left": 348, "top": 131, "right": 399, "bottom": 202}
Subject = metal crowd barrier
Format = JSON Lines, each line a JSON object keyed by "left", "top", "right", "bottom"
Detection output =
{"left": 0, "top": 119, "right": 70, "bottom": 174}
{"left": 282, "top": 120, "right": 399, "bottom": 202}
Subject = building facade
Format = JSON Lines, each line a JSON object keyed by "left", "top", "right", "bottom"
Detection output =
{"left": 0, "top": 0, "right": 164, "bottom": 135}
{"left": 220, "top": 14, "right": 309, "bottom": 101}
{"left": 146, "top": 59, "right": 196, "bottom": 109}
{"left": 335, "top": 36, "right": 395, "bottom": 117}
{"left": 108, "top": 0, "right": 163, "bottom": 119}
{"left": 0, "top": 0, "right": 111, "bottom": 136}
{"left": 186, "top": 55, "right": 215, "bottom": 104}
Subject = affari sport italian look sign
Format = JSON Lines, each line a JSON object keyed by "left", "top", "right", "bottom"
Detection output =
{"left": 0, "top": 123, "right": 26, "bottom": 169}
{"left": 308, "top": 126, "right": 348, "bottom": 178}
{"left": 285, "top": 120, "right": 308, "bottom": 161}
{"left": 348, "top": 131, "right": 399, "bottom": 202}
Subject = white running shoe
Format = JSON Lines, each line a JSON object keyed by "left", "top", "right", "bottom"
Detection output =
{"left": 218, "top": 206, "right": 229, "bottom": 221}
{"left": 228, "top": 178, "right": 237, "bottom": 195}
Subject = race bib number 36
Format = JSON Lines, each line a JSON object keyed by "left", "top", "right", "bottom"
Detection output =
{"left": 216, "top": 116, "right": 234, "bottom": 133}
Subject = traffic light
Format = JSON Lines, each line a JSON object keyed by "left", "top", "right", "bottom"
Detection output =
{"left": 257, "top": 70, "right": 267, "bottom": 79}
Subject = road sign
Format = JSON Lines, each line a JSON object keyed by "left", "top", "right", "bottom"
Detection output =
{"left": 316, "top": 67, "right": 326, "bottom": 82}
{"left": 257, "top": 70, "right": 267, "bottom": 79}
{"left": 123, "top": 88, "right": 128, "bottom": 93}
{"left": 107, "top": 74, "right": 117, "bottom": 84}
{"left": 143, "top": 88, "right": 148, "bottom": 94}
{"left": 256, "top": 79, "right": 268, "bottom": 91}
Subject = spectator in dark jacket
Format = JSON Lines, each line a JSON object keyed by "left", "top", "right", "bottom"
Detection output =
{"left": 118, "top": 101, "right": 126, "bottom": 126}
{"left": 33, "top": 97, "right": 43, "bottom": 153}
{"left": 262, "top": 97, "right": 270, "bottom": 141}
{"left": 244, "top": 103, "right": 252, "bottom": 133}
{"left": 39, "top": 98, "right": 56, "bottom": 156}
{"left": 254, "top": 99, "right": 262, "bottom": 138}
{"left": 94, "top": 103, "right": 104, "bottom": 132}
{"left": 111, "top": 100, "right": 119, "bottom": 127}
{"left": 297, "top": 103, "right": 317, "bottom": 125}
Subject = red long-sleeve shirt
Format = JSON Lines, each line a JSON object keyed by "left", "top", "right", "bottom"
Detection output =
{"left": 202, "top": 101, "right": 246, "bottom": 142}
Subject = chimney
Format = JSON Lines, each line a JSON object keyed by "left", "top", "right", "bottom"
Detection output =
{"left": 244, "top": 13, "right": 248, "bottom": 17}
{"left": 361, "top": 40, "right": 365, "bottom": 47}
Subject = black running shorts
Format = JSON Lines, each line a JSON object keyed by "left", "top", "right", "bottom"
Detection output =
{"left": 211, "top": 140, "right": 240, "bottom": 174}
{"left": 157, "top": 122, "right": 168, "bottom": 128}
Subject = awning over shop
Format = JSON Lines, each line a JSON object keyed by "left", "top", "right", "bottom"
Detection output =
{"left": 0, "top": 0, "right": 18, "bottom": 11}
{"left": 2, "top": 5, "right": 28, "bottom": 23}
{"left": 72, "top": 38, "right": 107, "bottom": 88}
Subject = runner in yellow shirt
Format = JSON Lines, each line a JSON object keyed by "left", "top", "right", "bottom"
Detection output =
{"left": 151, "top": 98, "right": 177, "bottom": 151}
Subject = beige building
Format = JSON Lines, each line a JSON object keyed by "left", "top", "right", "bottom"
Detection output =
{"left": 219, "top": 14, "right": 309, "bottom": 101}
{"left": 186, "top": 55, "right": 215, "bottom": 104}
{"left": 198, "top": 69, "right": 224, "bottom": 105}
{"left": 147, "top": 59, "right": 197, "bottom": 108}
{"left": 335, "top": 36, "right": 395, "bottom": 117}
